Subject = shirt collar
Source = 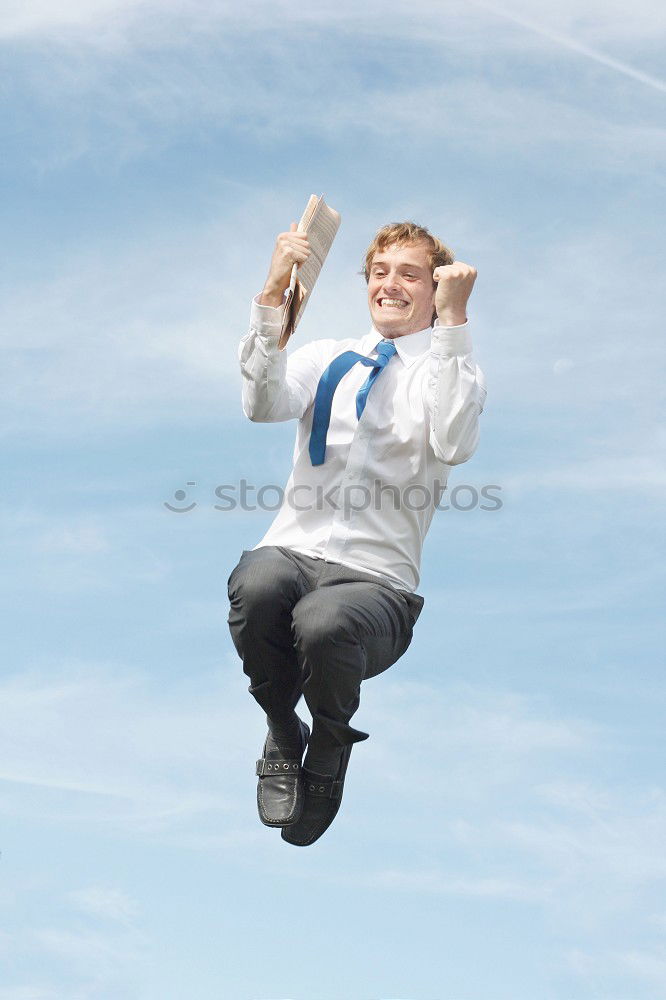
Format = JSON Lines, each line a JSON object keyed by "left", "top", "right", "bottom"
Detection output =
{"left": 360, "top": 325, "right": 432, "bottom": 368}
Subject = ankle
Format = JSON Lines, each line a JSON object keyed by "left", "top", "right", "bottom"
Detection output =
{"left": 267, "top": 714, "right": 301, "bottom": 750}
{"left": 303, "top": 745, "right": 344, "bottom": 777}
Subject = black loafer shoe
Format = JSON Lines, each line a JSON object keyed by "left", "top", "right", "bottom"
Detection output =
{"left": 256, "top": 718, "right": 309, "bottom": 828}
{"left": 281, "top": 744, "right": 352, "bottom": 847}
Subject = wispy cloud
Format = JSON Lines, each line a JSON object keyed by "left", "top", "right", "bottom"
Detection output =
{"left": 567, "top": 944, "right": 666, "bottom": 993}
{"left": 1, "top": 657, "right": 664, "bottom": 996}
{"left": 324, "top": 679, "right": 666, "bottom": 979}
{"left": 0, "top": 989, "right": 61, "bottom": 1000}
{"left": 67, "top": 886, "right": 139, "bottom": 923}
{"left": 0, "top": 201, "right": 273, "bottom": 435}
{"left": 3, "top": 0, "right": 663, "bottom": 177}
{"left": 365, "top": 868, "right": 550, "bottom": 902}
{"left": 470, "top": 0, "right": 666, "bottom": 93}
{"left": 355, "top": 679, "right": 598, "bottom": 802}
{"left": 0, "top": 880, "right": 146, "bottom": 1000}
{"left": 503, "top": 449, "right": 666, "bottom": 496}
{"left": 3, "top": 0, "right": 664, "bottom": 48}
{"left": 7, "top": 44, "right": 663, "bottom": 175}
{"left": 0, "top": 660, "right": 258, "bottom": 838}
{"left": 32, "top": 926, "right": 142, "bottom": 967}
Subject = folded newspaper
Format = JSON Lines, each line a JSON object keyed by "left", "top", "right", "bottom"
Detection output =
{"left": 278, "top": 195, "right": 341, "bottom": 350}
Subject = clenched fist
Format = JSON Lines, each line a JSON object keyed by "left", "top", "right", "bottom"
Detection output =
{"left": 433, "top": 261, "right": 477, "bottom": 327}
{"left": 259, "top": 223, "right": 311, "bottom": 307}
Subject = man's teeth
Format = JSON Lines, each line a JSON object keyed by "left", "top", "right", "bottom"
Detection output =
{"left": 380, "top": 298, "right": 407, "bottom": 307}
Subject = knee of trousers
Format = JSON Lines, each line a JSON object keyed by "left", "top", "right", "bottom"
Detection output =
{"left": 290, "top": 600, "right": 360, "bottom": 656}
{"left": 227, "top": 568, "right": 293, "bottom": 625}
{"left": 291, "top": 606, "right": 366, "bottom": 704}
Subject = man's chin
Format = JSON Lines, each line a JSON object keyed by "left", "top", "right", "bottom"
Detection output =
{"left": 371, "top": 313, "right": 422, "bottom": 338}
{"left": 372, "top": 309, "right": 404, "bottom": 334}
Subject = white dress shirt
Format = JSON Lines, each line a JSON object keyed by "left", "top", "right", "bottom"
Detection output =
{"left": 237, "top": 296, "right": 487, "bottom": 593}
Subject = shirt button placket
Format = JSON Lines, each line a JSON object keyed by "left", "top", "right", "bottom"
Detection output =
{"left": 326, "top": 394, "right": 374, "bottom": 559}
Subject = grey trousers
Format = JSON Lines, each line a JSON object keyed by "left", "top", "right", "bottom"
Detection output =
{"left": 227, "top": 545, "right": 424, "bottom": 753}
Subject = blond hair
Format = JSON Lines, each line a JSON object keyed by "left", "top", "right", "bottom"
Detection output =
{"left": 363, "top": 221, "right": 454, "bottom": 280}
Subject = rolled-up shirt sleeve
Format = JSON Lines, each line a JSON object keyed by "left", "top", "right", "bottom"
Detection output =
{"left": 426, "top": 321, "right": 487, "bottom": 465}
{"left": 238, "top": 296, "right": 325, "bottom": 422}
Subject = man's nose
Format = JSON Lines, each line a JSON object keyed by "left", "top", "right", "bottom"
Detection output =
{"left": 382, "top": 272, "right": 403, "bottom": 292}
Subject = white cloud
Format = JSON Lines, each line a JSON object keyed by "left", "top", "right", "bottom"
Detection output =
{"left": 0, "top": 989, "right": 61, "bottom": 1000}
{"left": 500, "top": 799, "right": 666, "bottom": 885}
{"left": 1, "top": 663, "right": 664, "bottom": 997}
{"left": 67, "top": 886, "right": 138, "bottom": 922}
{"left": 0, "top": 199, "right": 273, "bottom": 435}
{"left": 23, "top": 924, "right": 149, "bottom": 999}
{"left": 355, "top": 677, "right": 580, "bottom": 783}
{"left": 321, "top": 677, "right": 666, "bottom": 985}
{"left": 0, "top": 0, "right": 187, "bottom": 41}
{"left": 470, "top": 0, "right": 666, "bottom": 93}
{"left": 33, "top": 926, "right": 139, "bottom": 967}
{"left": 365, "top": 868, "right": 549, "bottom": 902}
{"left": 2, "top": 0, "right": 664, "bottom": 48}
{"left": 3, "top": 0, "right": 663, "bottom": 178}
{"left": 553, "top": 357, "right": 574, "bottom": 375}
{"left": 36, "top": 522, "right": 110, "bottom": 556}
{"left": 0, "top": 884, "right": 147, "bottom": 999}
{"left": 567, "top": 944, "right": 666, "bottom": 992}
{"left": 501, "top": 436, "right": 666, "bottom": 496}
{"left": 0, "top": 507, "right": 174, "bottom": 596}
{"left": 10, "top": 50, "right": 664, "bottom": 177}
{"left": 0, "top": 659, "right": 259, "bottom": 839}
{"left": 468, "top": 0, "right": 666, "bottom": 47}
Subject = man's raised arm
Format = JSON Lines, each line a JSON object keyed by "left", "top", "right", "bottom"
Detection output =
{"left": 238, "top": 225, "right": 322, "bottom": 423}
{"left": 426, "top": 261, "right": 487, "bottom": 465}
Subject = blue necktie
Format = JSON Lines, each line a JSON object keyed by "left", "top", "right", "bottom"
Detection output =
{"left": 309, "top": 339, "right": 397, "bottom": 466}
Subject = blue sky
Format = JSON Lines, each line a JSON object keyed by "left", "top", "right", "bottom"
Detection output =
{"left": 1, "top": 1, "right": 665, "bottom": 998}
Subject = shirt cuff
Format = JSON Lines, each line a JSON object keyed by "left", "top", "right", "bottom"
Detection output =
{"left": 431, "top": 320, "right": 472, "bottom": 355}
{"left": 250, "top": 294, "right": 285, "bottom": 337}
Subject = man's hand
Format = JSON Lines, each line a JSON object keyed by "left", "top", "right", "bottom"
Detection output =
{"left": 433, "top": 261, "right": 477, "bottom": 326}
{"left": 259, "top": 223, "right": 311, "bottom": 308}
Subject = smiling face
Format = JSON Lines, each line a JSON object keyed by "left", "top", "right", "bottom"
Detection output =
{"left": 367, "top": 241, "right": 436, "bottom": 338}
